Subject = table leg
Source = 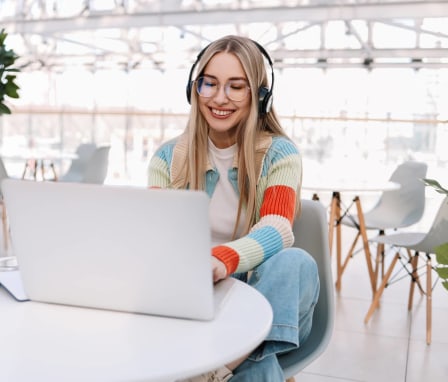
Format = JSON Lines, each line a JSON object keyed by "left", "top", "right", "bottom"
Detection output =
{"left": 21, "top": 159, "right": 58, "bottom": 181}
{"left": 328, "top": 193, "right": 337, "bottom": 256}
{"left": 354, "top": 196, "right": 376, "bottom": 296}
{"left": 49, "top": 161, "right": 58, "bottom": 181}
{"left": 21, "top": 159, "right": 38, "bottom": 180}
{"left": 40, "top": 159, "right": 46, "bottom": 180}
{"left": 21, "top": 161, "right": 28, "bottom": 179}
{"left": 329, "top": 192, "right": 343, "bottom": 292}
{"left": 426, "top": 254, "right": 432, "bottom": 345}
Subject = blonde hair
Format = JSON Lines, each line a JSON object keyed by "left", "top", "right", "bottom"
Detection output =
{"left": 174, "top": 35, "right": 290, "bottom": 235}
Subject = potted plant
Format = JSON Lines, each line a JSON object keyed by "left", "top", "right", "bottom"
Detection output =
{"left": 422, "top": 178, "right": 448, "bottom": 291}
{"left": 0, "top": 28, "right": 20, "bottom": 114}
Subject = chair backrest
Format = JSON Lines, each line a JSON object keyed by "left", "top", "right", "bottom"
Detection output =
{"left": 81, "top": 146, "right": 111, "bottom": 184}
{"left": 0, "top": 157, "right": 9, "bottom": 198}
{"left": 0, "top": 157, "right": 9, "bottom": 181}
{"left": 75, "top": 143, "right": 97, "bottom": 164}
{"left": 412, "top": 196, "right": 448, "bottom": 253}
{"left": 0, "top": 157, "right": 9, "bottom": 197}
{"left": 278, "top": 199, "right": 335, "bottom": 377}
{"left": 364, "top": 161, "right": 428, "bottom": 229}
{"left": 60, "top": 143, "right": 97, "bottom": 182}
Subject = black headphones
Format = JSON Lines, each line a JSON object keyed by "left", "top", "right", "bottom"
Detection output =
{"left": 186, "top": 39, "right": 275, "bottom": 116}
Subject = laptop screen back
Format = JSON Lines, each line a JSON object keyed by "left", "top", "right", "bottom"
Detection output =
{"left": 2, "top": 179, "right": 215, "bottom": 320}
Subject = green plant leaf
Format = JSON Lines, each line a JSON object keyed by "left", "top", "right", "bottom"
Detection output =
{"left": 435, "top": 243, "right": 448, "bottom": 266}
{"left": 0, "top": 29, "right": 20, "bottom": 114}
{"left": 422, "top": 178, "right": 448, "bottom": 195}
{"left": 5, "top": 75, "right": 19, "bottom": 98}
{"left": 0, "top": 102, "right": 11, "bottom": 114}
{"left": 436, "top": 266, "right": 448, "bottom": 279}
{"left": 442, "top": 280, "right": 448, "bottom": 291}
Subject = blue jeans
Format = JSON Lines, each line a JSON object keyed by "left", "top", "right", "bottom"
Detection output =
{"left": 231, "top": 247, "right": 320, "bottom": 382}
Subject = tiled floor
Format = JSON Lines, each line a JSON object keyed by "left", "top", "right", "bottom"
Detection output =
{"left": 295, "top": 194, "right": 448, "bottom": 382}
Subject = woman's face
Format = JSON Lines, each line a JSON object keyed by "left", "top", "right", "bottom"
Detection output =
{"left": 198, "top": 51, "right": 251, "bottom": 148}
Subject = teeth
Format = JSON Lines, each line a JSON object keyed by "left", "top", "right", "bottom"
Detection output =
{"left": 212, "top": 109, "right": 232, "bottom": 116}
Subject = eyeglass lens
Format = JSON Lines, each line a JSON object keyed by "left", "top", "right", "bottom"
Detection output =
{"left": 196, "top": 76, "right": 250, "bottom": 101}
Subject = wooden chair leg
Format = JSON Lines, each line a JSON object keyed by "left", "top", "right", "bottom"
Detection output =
{"left": 1, "top": 202, "right": 8, "bottom": 252}
{"left": 426, "top": 254, "right": 432, "bottom": 345}
{"left": 365, "top": 251, "right": 400, "bottom": 324}
{"left": 341, "top": 232, "right": 360, "bottom": 275}
{"left": 408, "top": 250, "right": 419, "bottom": 310}
{"left": 374, "top": 241, "right": 384, "bottom": 292}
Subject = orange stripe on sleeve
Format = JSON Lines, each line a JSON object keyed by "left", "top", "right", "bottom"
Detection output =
{"left": 260, "top": 185, "right": 296, "bottom": 224}
{"left": 212, "top": 245, "right": 240, "bottom": 275}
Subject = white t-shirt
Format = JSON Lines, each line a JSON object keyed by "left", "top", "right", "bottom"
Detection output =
{"left": 208, "top": 139, "right": 246, "bottom": 247}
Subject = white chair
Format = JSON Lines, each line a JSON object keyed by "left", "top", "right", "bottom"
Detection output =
{"left": 59, "top": 145, "right": 110, "bottom": 184}
{"left": 364, "top": 196, "right": 448, "bottom": 345}
{"left": 340, "top": 161, "right": 428, "bottom": 290}
{"left": 279, "top": 199, "right": 335, "bottom": 380}
{"left": 59, "top": 143, "right": 97, "bottom": 182}
{"left": 0, "top": 157, "right": 10, "bottom": 251}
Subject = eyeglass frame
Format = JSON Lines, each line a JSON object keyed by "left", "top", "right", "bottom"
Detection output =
{"left": 194, "top": 75, "right": 251, "bottom": 102}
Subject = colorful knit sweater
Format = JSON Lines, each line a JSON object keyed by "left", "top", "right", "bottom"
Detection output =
{"left": 147, "top": 133, "right": 302, "bottom": 275}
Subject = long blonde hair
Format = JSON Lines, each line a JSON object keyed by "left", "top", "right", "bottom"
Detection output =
{"left": 174, "top": 35, "right": 290, "bottom": 235}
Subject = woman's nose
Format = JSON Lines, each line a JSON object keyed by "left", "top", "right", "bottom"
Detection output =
{"left": 213, "top": 85, "right": 229, "bottom": 103}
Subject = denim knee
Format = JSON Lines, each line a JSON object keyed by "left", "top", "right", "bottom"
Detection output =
{"left": 244, "top": 248, "right": 319, "bottom": 360}
{"left": 230, "top": 354, "right": 284, "bottom": 382}
{"left": 252, "top": 248, "right": 317, "bottom": 281}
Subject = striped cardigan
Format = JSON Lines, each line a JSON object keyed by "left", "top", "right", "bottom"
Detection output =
{"left": 148, "top": 133, "right": 302, "bottom": 275}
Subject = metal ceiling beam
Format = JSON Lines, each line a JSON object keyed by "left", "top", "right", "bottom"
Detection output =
{"left": 278, "top": 62, "right": 448, "bottom": 69}
{"left": 18, "top": 48, "right": 448, "bottom": 71}
{"left": 4, "top": 1, "right": 448, "bottom": 35}
{"left": 273, "top": 48, "right": 448, "bottom": 60}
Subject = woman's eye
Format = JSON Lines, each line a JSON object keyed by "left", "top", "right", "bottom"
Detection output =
{"left": 229, "top": 82, "right": 246, "bottom": 90}
{"left": 204, "top": 80, "right": 217, "bottom": 88}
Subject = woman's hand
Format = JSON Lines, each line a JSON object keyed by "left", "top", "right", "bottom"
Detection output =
{"left": 211, "top": 256, "right": 228, "bottom": 283}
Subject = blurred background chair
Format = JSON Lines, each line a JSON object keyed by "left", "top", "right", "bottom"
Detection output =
{"left": 365, "top": 196, "right": 448, "bottom": 345}
{"left": 59, "top": 143, "right": 97, "bottom": 182}
{"left": 0, "top": 157, "right": 10, "bottom": 252}
{"left": 340, "top": 161, "right": 428, "bottom": 290}
{"left": 59, "top": 145, "right": 110, "bottom": 185}
{"left": 279, "top": 199, "right": 334, "bottom": 380}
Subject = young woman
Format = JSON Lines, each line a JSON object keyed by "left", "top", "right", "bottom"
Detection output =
{"left": 148, "top": 35, "right": 320, "bottom": 382}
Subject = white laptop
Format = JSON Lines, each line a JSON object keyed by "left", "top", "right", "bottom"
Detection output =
{"left": 0, "top": 178, "right": 234, "bottom": 320}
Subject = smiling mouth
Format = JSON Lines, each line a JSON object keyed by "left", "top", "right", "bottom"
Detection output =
{"left": 211, "top": 108, "right": 233, "bottom": 117}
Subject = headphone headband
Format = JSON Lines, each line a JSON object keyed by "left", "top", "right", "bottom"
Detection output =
{"left": 186, "top": 38, "right": 274, "bottom": 116}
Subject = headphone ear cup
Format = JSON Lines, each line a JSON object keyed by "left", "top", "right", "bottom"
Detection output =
{"left": 186, "top": 81, "right": 193, "bottom": 104}
{"left": 258, "top": 86, "right": 273, "bottom": 116}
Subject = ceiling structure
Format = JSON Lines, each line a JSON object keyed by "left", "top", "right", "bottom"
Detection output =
{"left": 1, "top": 0, "right": 448, "bottom": 72}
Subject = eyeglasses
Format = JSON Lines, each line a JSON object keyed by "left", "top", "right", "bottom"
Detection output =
{"left": 195, "top": 76, "right": 250, "bottom": 102}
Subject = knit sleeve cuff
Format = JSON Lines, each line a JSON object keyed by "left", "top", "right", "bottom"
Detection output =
{"left": 212, "top": 245, "right": 240, "bottom": 275}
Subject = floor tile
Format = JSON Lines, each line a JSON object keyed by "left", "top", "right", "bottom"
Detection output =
{"left": 293, "top": 372, "right": 361, "bottom": 382}
{"left": 406, "top": 339, "right": 448, "bottom": 382}
{"left": 335, "top": 296, "right": 412, "bottom": 340}
{"left": 300, "top": 329, "right": 408, "bottom": 382}
{"left": 409, "top": 303, "right": 448, "bottom": 345}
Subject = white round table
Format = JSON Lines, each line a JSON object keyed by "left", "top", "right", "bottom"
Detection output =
{"left": 1, "top": 149, "right": 78, "bottom": 181}
{"left": 302, "top": 180, "right": 400, "bottom": 294}
{"left": 0, "top": 277, "right": 273, "bottom": 382}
